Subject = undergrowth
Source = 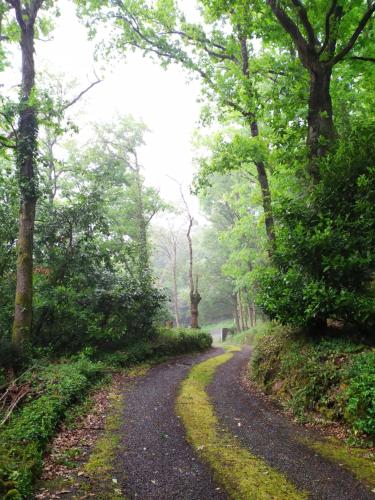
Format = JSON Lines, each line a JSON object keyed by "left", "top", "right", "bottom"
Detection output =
{"left": 225, "top": 322, "right": 268, "bottom": 346}
{"left": 250, "top": 323, "right": 375, "bottom": 441}
{"left": 0, "top": 328, "right": 212, "bottom": 498}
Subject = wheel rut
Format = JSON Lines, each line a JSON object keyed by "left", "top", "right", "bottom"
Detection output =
{"left": 207, "top": 346, "right": 374, "bottom": 500}
{"left": 116, "top": 348, "right": 227, "bottom": 500}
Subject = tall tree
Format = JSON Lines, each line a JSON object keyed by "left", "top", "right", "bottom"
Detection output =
{"left": 265, "top": 0, "right": 375, "bottom": 179}
{"left": 6, "top": 0, "right": 44, "bottom": 348}
{"left": 78, "top": 0, "right": 276, "bottom": 255}
{"left": 87, "top": 117, "right": 162, "bottom": 271}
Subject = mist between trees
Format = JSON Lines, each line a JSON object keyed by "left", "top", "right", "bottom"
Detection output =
{"left": 0, "top": 0, "right": 374, "bottom": 367}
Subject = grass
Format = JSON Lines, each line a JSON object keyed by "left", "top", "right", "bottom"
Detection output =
{"left": 250, "top": 323, "right": 375, "bottom": 439}
{"left": 176, "top": 349, "right": 306, "bottom": 499}
{"left": 301, "top": 437, "right": 375, "bottom": 490}
{"left": 83, "top": 388, "right": 126, "bottom": 499}
{"left": 225, "top": 322, "right": 269, "bottom": 346}
{"left": 201, "top": 319, "right": 235, "bottom": 331}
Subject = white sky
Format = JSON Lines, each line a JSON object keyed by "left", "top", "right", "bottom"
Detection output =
{"left": 3, "top": 1, "right": 204, "bottom": 216}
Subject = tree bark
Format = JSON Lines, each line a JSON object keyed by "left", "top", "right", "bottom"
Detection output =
{"left": 250, "top": 122, "right": 276, "bottom": 256}
{"left": 12, "top": 7, "right": 40, "bottom": 348}
{"left": 171, "top": 239, "right": 180, "bottom": 327}
{"left": 237, "top": 291, "right": 244, "bottom": 331}
{"left": 190, "top": 281, "right": 201, "bottom": 329}
{"left": 133, "top": 152, "right": 148, "bottom": 269}
{"left": 187, "top": 215, "right": 201, "bottom": 329}
{"left": 307, "top": 67, "right": 335, "bottom": 181}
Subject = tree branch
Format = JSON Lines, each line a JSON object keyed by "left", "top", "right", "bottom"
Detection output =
{"left": 6, "top": 0, "right": 25, "bottom": 31}
{"left": 346, "top": 55, "right": 375, "bottom": 62}
{"left": 61, "top": 78, "right": 102, "bottom": 111}
{"left": 290, "top": 0, "right": 316, "bottom": 47}
{"left": 267, "top": 0, "right": 310, "bottom": 66}
{"left": 331, "top": 3, "right": 375, "bottom": 65}
{"left": 318, "top": 0, "right": 338, "bottom": 55}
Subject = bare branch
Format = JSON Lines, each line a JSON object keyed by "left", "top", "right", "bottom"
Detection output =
{"left": 61, "top": 78, "right": 102, "bottom": 111}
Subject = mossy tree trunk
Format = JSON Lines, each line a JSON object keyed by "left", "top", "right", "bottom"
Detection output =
{"left": 9, "top": 0, "right": 43, "bottom": 349}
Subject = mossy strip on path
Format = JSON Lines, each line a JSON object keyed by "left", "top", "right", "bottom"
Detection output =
{"left": 301, "top": 437, "right": 375, "bottom": 490}
{"left": 176, "top": 350, "right": 306, "bottom": 500}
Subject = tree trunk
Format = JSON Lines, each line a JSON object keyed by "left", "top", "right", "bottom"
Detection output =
{"left": 307, "top": 67, "right": 335, "bottom": 180}
{"left": 233, "top": 295, "right": 240, "bottom": 333}
{"left": 12, "top": 20, "right": 38, "bottom": 349}
{"left": 133, "top": 153, "right": 148, "bottom": 268}
{"left": 250, "top": 122, "right": 276, "bottom": 257}
{"left": 247, "top": 303, "right": 255, "bottom": 328}
{"left": 237, "top": 291, "right": 245, "bottom": 331}
{"left": 190, "top": 289, "right": 201, "bottom": 329}
{"left": 186, "top": 210, "right": 201, "bottom": 329}
{"left": 171, "top": 244, "right": 180, "bottom": 327}
{"left": 240, "top": 35, "right": 276, "bottom": 257}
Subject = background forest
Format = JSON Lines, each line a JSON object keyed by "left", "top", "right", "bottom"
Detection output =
{"left": 0, "top": 0, "right": 374, "bottom": 497}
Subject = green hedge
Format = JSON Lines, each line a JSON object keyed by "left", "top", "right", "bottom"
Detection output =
{"left": 250, "top": 323, "right": 375, "bottom": 440}
{"left": 0, "top": 328, "right": 212, "bottom": 498}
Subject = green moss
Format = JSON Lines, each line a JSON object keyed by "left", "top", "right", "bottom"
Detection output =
{"left": 177, "top": 352, "right": 306, "bottom": 499}
{"left": 84, "top": 391, "right": 123, "bottom": 495}
{"left": 302, "top": 437, "right": 375, "bottom": 489}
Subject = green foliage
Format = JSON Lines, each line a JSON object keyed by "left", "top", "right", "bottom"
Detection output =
{"left": 344, "top": 352, "right": 375, "bottom": 437}
{"left": 0, "top": 356, "right": 103, "bottom": 498}
{"left": 101, "top": 328, "right": 212, "bottom": 367}
{"left": 251, "top": 323, "right": 375, "bottom": 440}
{"left": 0, "top": 328, "right": 212, "bottom": 498}
{"left": 256, "top": 123, "right": 375, "bottom": 330}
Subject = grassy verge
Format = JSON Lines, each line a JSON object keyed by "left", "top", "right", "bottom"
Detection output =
{"left": 176, "top": 349, "right": 306, "bottom": 499}
{"left": 301, "top": 437, "right": 375, "bottom": 489}
{"left": 250, "top": 323, "right": 375, "bottom": 441}
{"left": 225, "top": 322, "right": 268, "bottom": 346}
{"left": 0, "top": 328, "right": 212, "bottom": 498}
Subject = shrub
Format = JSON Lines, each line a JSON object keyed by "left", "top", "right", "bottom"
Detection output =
{"left": 344, "top": 351, "right": 375, "bottom": 437}
{"left": 251, "top": 323, "right": 375, "bottom": 439}
{"left": 256, "top": 123, "right": 375, "bottom": 331}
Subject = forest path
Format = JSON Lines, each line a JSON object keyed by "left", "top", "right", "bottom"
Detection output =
{"left": 117, "top": 346, "right": 374, "bottom": 500}
{"left": 116, "top": 348, "right": 226, "bottom": 499}
{"left": 207, "top": 347, "right": 374, "bottom": 500}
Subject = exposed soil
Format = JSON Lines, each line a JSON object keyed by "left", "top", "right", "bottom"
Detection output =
{"left": 116, "top": 348, "right": 226, "bottom": 499}
{"left": 207, "top": 346, "right": 374, "bottom": 500}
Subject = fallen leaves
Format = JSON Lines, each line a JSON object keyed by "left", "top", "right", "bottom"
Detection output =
{"left": 35, "top": 373, "right": 126, "bottom": 499}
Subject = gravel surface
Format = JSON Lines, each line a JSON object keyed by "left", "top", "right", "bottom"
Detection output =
{"left": 208, "top": 346, "right": 374, "bottom": 500}
{"left": 117, "top": 348, "right": 227, "bottom": 500}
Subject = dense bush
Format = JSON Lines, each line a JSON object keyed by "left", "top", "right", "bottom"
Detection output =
{"left": 100, "top": 328, "right": 212, "bottom": 366}
{"left": 250, "top": 323, "right": 375, "bottom": 440}
{"left": 256, "top": 124, "right": 375, "bottom": 331}
{"left": 0, "top": 328, "right": 212, "bottom": 498}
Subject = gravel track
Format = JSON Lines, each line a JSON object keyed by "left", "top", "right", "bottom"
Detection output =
{"left": 208, "top": 346, "right": 374, "bottom": 500}
{"left": 116, "top": 348, "right": 227, "bottom": 500}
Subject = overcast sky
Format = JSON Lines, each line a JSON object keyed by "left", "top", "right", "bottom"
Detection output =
{"left": 3, "top": 1, "right": 204, "bottom": 217}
